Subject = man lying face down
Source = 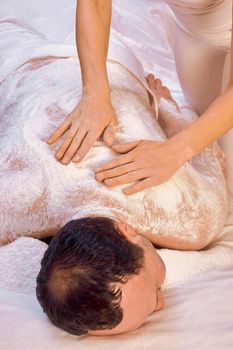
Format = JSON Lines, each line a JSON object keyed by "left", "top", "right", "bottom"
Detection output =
{"left": 34, "top": 70, "right": 227, "bottom": 337}
{"left": 0, "top": 48, "right": 227, "bottom": 334}
{"left": 36, "top": 216, "right": 166, "bottom": 336}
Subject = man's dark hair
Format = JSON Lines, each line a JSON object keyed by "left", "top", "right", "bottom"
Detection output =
{"left": 36, "top": 217, "right": 144, "bottom": 336}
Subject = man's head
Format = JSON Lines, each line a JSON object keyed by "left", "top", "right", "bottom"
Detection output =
{"left": 36, "top": 217, "right": 166, "bottom": 336}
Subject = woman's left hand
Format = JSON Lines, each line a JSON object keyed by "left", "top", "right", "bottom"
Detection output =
{"left": 95, "top": 139, "right": 187, "bottom": 195}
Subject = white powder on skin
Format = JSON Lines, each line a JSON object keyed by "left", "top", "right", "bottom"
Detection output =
{"left": 0, "top": 57, "right": 228, "bottom": 246}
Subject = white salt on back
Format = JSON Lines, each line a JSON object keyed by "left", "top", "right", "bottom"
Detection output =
{"left": 0, "top": 58, "right": 227, "bottom": 246}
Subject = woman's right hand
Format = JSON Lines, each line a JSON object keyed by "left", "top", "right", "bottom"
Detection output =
{"left": 46, "top": 92, "right": 118, "bottom": 164}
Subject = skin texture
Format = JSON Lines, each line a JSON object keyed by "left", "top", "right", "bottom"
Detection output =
{"left": 47, "top": 1, "right": 233, "bottom": 195}
{"left": 88, "top": 220, "right": 166, "bottom": 336}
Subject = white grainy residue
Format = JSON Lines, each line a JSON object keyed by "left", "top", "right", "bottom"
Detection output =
{"left": 0, "top": 57, "right": 228, "bottom": 246}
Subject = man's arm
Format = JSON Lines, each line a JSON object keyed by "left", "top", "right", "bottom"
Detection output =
{"left": 47, "top": 0, "right": 118, "bottom": 164}
{"left": 141, "top": 231, "right": 210, "bottom": 251}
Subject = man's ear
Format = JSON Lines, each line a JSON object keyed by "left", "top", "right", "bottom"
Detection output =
{"left": 115, "top": 221, "right": 138, "bottom": 241}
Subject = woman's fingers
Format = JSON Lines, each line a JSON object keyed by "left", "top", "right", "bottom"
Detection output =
{"left": 96, "top": 139, "right": 185, "bottom": 195}
{"left": 96, "top": 152, "right": 133, "bottom": 173}
{"left": 103, "top": 169, "right": 148, "bottom": 187}
{"left": 124, "top": 176, "right": 160, "bottom": 195}
{"left": 55, "top": 126, "right": 78, "bottom": 160}
{"left": 96, "top": 162, "right": 138, "bottom": 182}
{"left": 73, "top": 130, "right": 100, "bottom": 162}
{"left": 47, "top": 93, "right": 120, "bottom": 165}
{"left": 47, "top": 118, "right": 71, "bottom": 144}
{"left": 111, "top": 140, "right": 141, "bottom": 154}
{"left": 59, "top": 128, "right": 88, "bottom": 164}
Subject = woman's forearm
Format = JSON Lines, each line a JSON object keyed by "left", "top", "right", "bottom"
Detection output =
{"left": 47, "top": 1, "right": 116, "bottom": 164}
{"left": 76, "top": 0, "right": 112, "bottom": 96}
{"left": 174, "top": 6, "right": 233, "bottom": 162}
{"left": 230, "top": 11, "right": 233, "bottom": 85}
{"left": 170, "top": 85, "right": 233, "bottom": 162}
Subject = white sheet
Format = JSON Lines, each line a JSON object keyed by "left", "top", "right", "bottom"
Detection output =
{"left": 0, "top": 0, "right": 233, "bottom": 348}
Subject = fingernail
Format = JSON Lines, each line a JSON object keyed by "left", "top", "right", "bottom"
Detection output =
{"left": 73, "top": 155, "right": 80, "bottom": 162}
{"left": 56, "top": 152, "right": 62, "bottom": 158}
{"left": 96, "top": 173, "right": 103, "bottom": 181}
{"left": 62, "top": 157, "right": 69, "bottom": 164}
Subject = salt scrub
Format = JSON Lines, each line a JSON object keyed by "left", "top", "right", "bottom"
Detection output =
{"left": 0, "top": 57, "right": 228, "bottom": 246}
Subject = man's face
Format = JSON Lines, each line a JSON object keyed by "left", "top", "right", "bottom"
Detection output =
{"left": 88, "top": 221, "right": 166, "bottom": 336}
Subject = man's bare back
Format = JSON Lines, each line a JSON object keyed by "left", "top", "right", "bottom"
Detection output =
{"left": 0, "top": 56, "right": 228, "bottom": 249}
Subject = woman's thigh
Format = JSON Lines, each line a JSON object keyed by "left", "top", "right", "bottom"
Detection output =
{"left": 171, "top": 20, "right": 227, "bottom": 115}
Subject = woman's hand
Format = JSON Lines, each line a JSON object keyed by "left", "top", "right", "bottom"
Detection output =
{"left": 47, "top": 93, "right": 118, "bottom": 164}
{"left": 95, "top": 138, "right": 188, "bottom": 195}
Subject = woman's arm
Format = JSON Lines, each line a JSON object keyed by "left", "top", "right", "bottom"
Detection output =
{"left": 172, "top": 6, "right": 233, "bottom": 161}
{"left": 95, "top": 82, "right": 233, "bottom": 195}
{"left": 95, "top": 9, "right": 233, "bottom": 195}
{"left": 47, "top": 0, "right": 118, "bottom": 164}
{"left": 172, "top": 86, "right": 233, "bottom": 163}
{"left": 230, "top": 15, "right": 233, "bottom": 86}
{"left": 76, "top": 0, "right": 111, "bottom": 95}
